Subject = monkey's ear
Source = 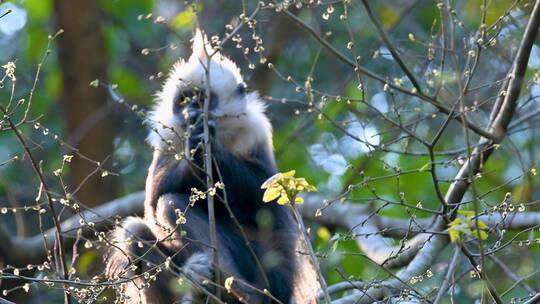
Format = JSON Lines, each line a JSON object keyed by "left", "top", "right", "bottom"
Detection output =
{"left": 191, "top": 28, "right": 216, "bottom": 61}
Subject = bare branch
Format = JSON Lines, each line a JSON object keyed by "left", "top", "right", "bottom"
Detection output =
{"left": 360, "top": 0, "right": 422, "bottom": 93}
{"left": 327, "top": 1, "right": 540, "bottom": 301}
{"left": 0, "top": 192, "right": 144, "bottom": 266}
{"left": 279, "top": 7, "right": 495, "bottom": 141}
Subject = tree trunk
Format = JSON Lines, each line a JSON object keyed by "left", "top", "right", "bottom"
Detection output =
{"left": 54, "top": 0, "right": 116, "bottom": 206}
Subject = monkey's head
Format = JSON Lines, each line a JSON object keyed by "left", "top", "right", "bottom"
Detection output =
{"left": 148, "top": 29, "right": 273, "bottom": 157}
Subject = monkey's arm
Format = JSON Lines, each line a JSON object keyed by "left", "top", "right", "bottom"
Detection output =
{"left": 153, "top": 104, "right": 276, "bottom": 214}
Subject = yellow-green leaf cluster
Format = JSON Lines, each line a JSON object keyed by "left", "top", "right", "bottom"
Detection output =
{"left": 261, "top": 170, "right": 317, "bottom": 205}
{"left": 447, "top": 210, "right": 489, "bottom": 242}
{"left": 170, "top": 5, "right": 200, "bottom": 29}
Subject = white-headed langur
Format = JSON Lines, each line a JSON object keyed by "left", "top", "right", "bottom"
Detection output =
{"left": 105, "top": 29, "right": 319, "bottom": 303}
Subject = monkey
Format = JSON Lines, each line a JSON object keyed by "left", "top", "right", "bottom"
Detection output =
{"left": 105, "top": 29, "right": 319, "bottom": 303}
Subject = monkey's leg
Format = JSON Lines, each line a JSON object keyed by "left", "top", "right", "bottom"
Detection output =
{"left": 154, "top": 193, "right": 254, "bottom": 303}
{"left": 153, "top": 193, "right": 217, "bottom": 301}
{"left": 106, "top": 216, "right": 175, "bottom": 304}
{"left": 233, "top": 230, "right": 297, "bottom": 304}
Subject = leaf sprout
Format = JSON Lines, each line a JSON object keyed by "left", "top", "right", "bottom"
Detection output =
{"left": 261, "top": 170, "right": 317, "bottom": 205}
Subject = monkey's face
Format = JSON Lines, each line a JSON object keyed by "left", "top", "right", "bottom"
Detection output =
{"left": 169, "top": 32, "right": 249, "bottom": 118}
{"left": 171, "top": 81, "right": 249, "bottom": 121}
{"left": 147, "top": 29, "right": 271, "bottom": 155}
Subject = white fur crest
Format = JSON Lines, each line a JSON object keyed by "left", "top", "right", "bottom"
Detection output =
{"left": 147, "top": 29, "right": 272, "bottom": 157}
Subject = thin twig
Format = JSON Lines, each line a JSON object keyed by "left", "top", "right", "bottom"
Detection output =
{"left": 279, "top": 7, "right": 495, "bottom": 141}
{"left": 460, "top": 247, "right": 503, "bottom": 304}
{"left": 360, "top": 0, "right": 422, "bottom": 93}
{"left": 0, "top": 105, "right": 71, "bottom": 304}
{"left": 433, "top": 245, "right": 460, "bottom": 304}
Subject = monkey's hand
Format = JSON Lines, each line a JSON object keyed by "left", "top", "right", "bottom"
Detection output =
{"left": 182, "top": 252, "right": 251, "bottom": 303}
{"left": 105, "top": 217, "right": 157, "bottom": 280}
{"left": 182, "top": 252, "right": 215, "bottom": 284}
{"left": 105, "top": 247, "right": 131, "bottom": 280}
{"left": 184, "top": 102, "right": 216, "bottom": 151}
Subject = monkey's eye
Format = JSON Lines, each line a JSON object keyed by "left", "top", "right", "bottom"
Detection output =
{"left": 178, "top": 94, "right": 193, "bottom": 108}
{"left": 236, "top": 83, "right": 247, "bottom": 95}
{"left": 181, "top": 96, "right": 192, "bottom": 104}
{"left": 173, "top": 90, "right": 197, "bottom": 114}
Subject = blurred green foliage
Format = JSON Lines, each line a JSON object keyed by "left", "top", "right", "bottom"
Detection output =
{"left": 1, "top": 0, "right": 540, "bottom": 302}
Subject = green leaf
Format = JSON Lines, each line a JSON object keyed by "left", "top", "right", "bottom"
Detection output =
{"left": 89, "top": 79, "right": 100, "bottom": 87}
{"left": 171, "top": 6, "right": 196, "bottom": 29}
{"left": 331, "top": 240, "right": 340, "bottom": 252}
{"left": 458, "top": 210, "right": 475, "bottom": 217}
{"left": 262, "top": 185, "right": 281, "bottom": 203}
{"left": 224, "top": 276, "right": 234, "bottom": 293}
{"left": 449, "top": 229, "right": 461, "bottom": 242}
{"left": 419, "top": 161, "right": 431, "bottom": 172}
{"left": 277, "top": 194, "right": 290, "bottom": 205}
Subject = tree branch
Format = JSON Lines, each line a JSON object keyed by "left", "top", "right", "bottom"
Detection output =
{"left": 300, "top": 196, "right": 430, "bottom": 269}
{"left": 3, "top": 192, "right": 540, "bottom": 270}
{"left": 328, "top": 1, "right": 540, "bottom": 301}
{"left": 0, "top": 192, "right": 144, "bottom": 267}
{"left": 279, "top": 7, "right": 495, "bottom": 141}
{"left": 360, "top": 0, "right": 422, "bottom": 93}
